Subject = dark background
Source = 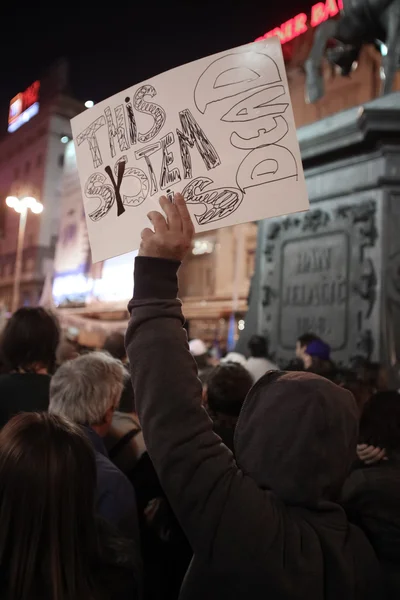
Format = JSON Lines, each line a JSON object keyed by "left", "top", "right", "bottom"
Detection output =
{"left": 0, "top": 1, "right": 310, "bottom": 125}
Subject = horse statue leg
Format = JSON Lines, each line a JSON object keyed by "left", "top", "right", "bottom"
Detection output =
{"left": 305, "top": 19, "right": 339, "bottom": 103}
{"left": 381, "top": 0, "right": 400, "bottom": 94}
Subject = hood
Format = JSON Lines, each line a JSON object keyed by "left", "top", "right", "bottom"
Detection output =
{"left": 235, "top": 371, "right": 358, "bottom": 505}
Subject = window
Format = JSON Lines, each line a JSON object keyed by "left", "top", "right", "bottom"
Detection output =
{"left": 24, "top": 160, "right": 31, "bottom": 174}
{"left": 14, "top": 166, "right": 20, "bottom": 179}
{"left": 36, "top": 153, "right": 43, "bottom": 168}
{"left": 58, "top": 154, "right": 65, "bottom": 168}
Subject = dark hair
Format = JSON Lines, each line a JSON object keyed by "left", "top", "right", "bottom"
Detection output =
{"left": 359, "top": 391, "right": 400, "bottom": 454}
{"left": 0, "top": 412, "right": 97, "bottom": 600}
{"left": 248, "top": 335, "right": 268, "bottom": 358}
{"left": 103, "top": 333, "right": 126, "bottom": 362}
{"left": 297, "top": 332, "right": 320, "bottom": 348}
{"left": 339, "top": 376, "right": 372, "bottom": 414}
{"left": 207, "top": 362, "right": 253, "bottom": 417}
{"left": 194, "top": 354, "right": 209, "bottom": 371}
{"left": 1, "top": 307, "right": 60, "bottom": 373}
{"left": 306, "top": 356, "right": 336, "bottom": 380}
{"left": 356, "top": 361, "right": 388, "bottom": 393}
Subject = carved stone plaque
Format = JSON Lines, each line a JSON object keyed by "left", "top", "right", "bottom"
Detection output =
{"left": 237, "top": 93, "right": 400, "bottom": 368}
{"left": 278, "top": 232, "right": 349, "bottom": 350}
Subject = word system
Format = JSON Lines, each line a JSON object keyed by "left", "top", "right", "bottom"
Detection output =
{"left": 71, "top": 37, "right": 309, "bottom": 262}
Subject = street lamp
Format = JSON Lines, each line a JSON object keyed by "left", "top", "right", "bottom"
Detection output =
{"left": 6, "top": 196, "right": 43, "bottom": 313}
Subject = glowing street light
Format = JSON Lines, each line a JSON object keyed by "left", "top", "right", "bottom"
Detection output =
{"left": 6, "top": 196, "right": 44, "bottom": 313}
{"left": 84, "top": 100, "right": 94, "bottom": 108}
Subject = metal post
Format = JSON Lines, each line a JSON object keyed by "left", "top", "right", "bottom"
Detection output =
{"left": 11, "top": 208, "right": 27, "bottom": 313}
{"left": 232, "top": 225, "right": 245, "bottom": 314}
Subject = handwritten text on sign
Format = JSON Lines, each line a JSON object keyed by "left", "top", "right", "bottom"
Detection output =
{"left": 71, "top": 38, "right": 308, "bottom": 262}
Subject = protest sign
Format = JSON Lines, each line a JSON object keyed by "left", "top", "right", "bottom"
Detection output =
{"left": 71, "top": 37, "right": 309, "bottom": 262}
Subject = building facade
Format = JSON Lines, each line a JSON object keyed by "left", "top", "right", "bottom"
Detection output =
{"left": 32, "top": 6, "right": 395, "bottom": 347}
{"left": 175, "top": 34, "right": 400, "bottom": 344}
{"left": 51, "top": 41, "right": 400, "bottom": 347}
{"left": 0, "top": 62, "right": 84, "bottom": 309}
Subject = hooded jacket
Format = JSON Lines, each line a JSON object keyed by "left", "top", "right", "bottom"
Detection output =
{"left": 126, "top": 256, "right": 383, "bottom": 600}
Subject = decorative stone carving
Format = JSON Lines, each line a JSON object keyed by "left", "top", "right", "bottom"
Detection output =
{"left": 236, "top": 94, "right": 400, "bottom": 368}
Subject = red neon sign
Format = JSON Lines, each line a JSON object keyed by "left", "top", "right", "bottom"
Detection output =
{"left": 256, "top": 0, "right": 343, "bottom": 45}
{"left": 8, "top": 81, "right": 40, "bottom": 127}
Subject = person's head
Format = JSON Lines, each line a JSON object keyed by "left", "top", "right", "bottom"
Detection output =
{"left": 0, "top": 307, "right": 60, "bottom": 374}
{"left": 103, "top": 332, "right": 127, "bottom": 363}
{"left": 248, "top": 335, "right": 268, "bottom": 359}
{"left": 359, "top": 361, "right": 389, "bottom": 393}
{"left": 359, "top": 391, "right": 400, "bottom": 456}
{"left": 235, "top": 371, "right": 358, "bottom": 505}
{"left": 49, "top": 352, "right": 125, "bottom": 437}
{"left": 220, "top": 352, "right": 247, "bottom": 368}
{"left": 302, "top": 339, "right": 331, "bottom": 373}
{"left": 205, "top": 362, "right": 253, "bottom": 418}
{"left": 0, "top": 412, "right": 97, "bottom": 600}
{"left": 189, "top": 338, "right": 209, "bottom": 370}
{"left": 339, "top": 374, "right": 372, "bottom": 415}
{"left": 56, "top": 340, "right": 79, "bottom": 365}
{"left": 295, "top": 333, "right": 321, "bottom": 360}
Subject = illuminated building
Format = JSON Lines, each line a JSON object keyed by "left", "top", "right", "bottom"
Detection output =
{"left": 256, "top": 0, "right": 344, "bottom": 45}
{"left": 53, "top": 6, "right": 400, "bottom": 345}
{"left": 184, "top": 4, "right": 399, "bottom": 344}
{"left": 0, "top": 61, "right": 84, "bottom": 309}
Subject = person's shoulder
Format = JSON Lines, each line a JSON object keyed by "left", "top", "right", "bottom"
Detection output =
{"left": 95, "top": 451, "right": 135, "bottom": 496}
{"left": 95, "top": 450, "right": 127, "bottom": 480}
{"left": 342, "top": 462, "right": 400, "bottom": 501}
{"left": 0, "top": 373, "right": 50, "bottom": 410}
{"left": 0, "top": 372, "right": 51, "bottom": 386}
{"left": 265, "top": 359, "right": 279, "bottom": 371}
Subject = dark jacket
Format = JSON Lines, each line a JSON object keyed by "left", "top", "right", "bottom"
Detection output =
{"left": 126, "top": 256, "right": 383, "bottom": 600}
{"left": 106, "top": 417, "right": 192, "bottom": 600}
{"left": 94, "top": 517, "right": 139, "bottom": 600}
{"left": 0, "top": 373, "right": 50, "bottom": 428}
{"left": 85, "top": 426, "right": 139, "bottom": 543}
{"left": 342, "top": 460, "right": 400, "bottom": 599}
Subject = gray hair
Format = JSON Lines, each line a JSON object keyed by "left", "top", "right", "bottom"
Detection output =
{"left": 49, "top": 351, "right": 126, "bottom": 425}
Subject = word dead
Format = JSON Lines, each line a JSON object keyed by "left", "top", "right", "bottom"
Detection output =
{"left": 76, "top": 49, "right": 298, "bottom": 226}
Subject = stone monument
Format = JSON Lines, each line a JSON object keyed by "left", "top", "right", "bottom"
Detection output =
{"left": 238, "top": 92, "right": 400, "bottom": 367}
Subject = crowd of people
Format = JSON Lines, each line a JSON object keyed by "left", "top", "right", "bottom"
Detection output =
{"left": 0, "top": 193, "right": 398, "bottom": 599}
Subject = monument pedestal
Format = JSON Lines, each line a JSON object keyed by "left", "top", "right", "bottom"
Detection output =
{"left": 239, "top": 92, "right": 400, "bottom": 367}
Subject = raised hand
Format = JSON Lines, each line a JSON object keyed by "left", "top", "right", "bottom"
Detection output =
{"left": 139, "top": 193, "right": 195, "bottom": 261}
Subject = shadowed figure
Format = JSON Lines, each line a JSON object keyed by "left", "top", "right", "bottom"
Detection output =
{"left": 305, "top": 0, "right": 400, "bottom": 103}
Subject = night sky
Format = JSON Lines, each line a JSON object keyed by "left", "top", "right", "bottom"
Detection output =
{"left": 0, "top": 0, "right": 311, "bottom": 125}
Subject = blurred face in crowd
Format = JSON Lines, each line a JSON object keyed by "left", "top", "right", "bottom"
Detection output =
{"left": 295, "top": 341, "right": 306, "bottom": 360}
{"left": 302, "top": 352, "right": 313, "bottom": 369}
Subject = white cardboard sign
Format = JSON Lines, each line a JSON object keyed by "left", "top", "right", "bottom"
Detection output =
{"left": 71, "top": 37, "right": 309, "bottom": 263}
